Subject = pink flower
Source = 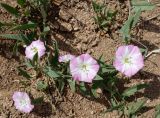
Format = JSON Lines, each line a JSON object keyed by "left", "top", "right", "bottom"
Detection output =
{"left": 113, "top": 45, "right": 144, "bottom": 77}
{"left": 59, "top": 54, "right": 75, "bottom": 63}
{"left": 12, "top": 92, "right": 34, "bottom": 113}
{"left": 70, "top": 54, "right": 99, "bottom": 83}
{"left": 25, "top": 40, "right": 46, "bottom": 60}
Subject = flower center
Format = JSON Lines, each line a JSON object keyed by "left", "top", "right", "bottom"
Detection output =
{"left": 80, "top": 63, "right": 89, "bottom": 72}
{"left": 20, "top": 99, "right": 27, "bottom": 107}
{"left": 31, "top": 47, "right": 38, "bottom": 53}
{"left": 123, "top": 56, "right": 132, "bottom": 65}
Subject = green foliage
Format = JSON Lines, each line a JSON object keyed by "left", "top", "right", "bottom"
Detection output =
{"left": 155, "top": 104, "right": 160, "bottom": 118}
{"left": 17, "top": 0, "right": 26, "bottom": 7}
{"left": 48, "top": 40, "right": 59, "bottom": 66}
{"left": 18, "top": 68, "right": 32, "bottom": 79}
{"left": 122, "top": 84, "right": 148, "bottom": 98}
{"left": 36, "top": 81, "right": 48, "bottom": 90}
{"left": 125, "top": 99, "right": 147, "bottom": 117}
{"left": 43, "top": 66, "right": 61, "bottom": 79}
{"left": 120, "top": 0, "right": 156, "bottom": 43}
{"left": 0, "top": 3, "right": 19, "bottom": 17}
{"left": 32, "top": 96, "right": 44, "bottom": 105}
{"left": 0, "top": 34, "right": 31, "bottom": 44}
{"left": 25, "top": 60, "right": 34, "bottom": 68}
{"left": 79, "top": 82, "right": 89, "bottom": 96}
{"left": 120, "top": 9, "right": 141, "bottom": 42}
{"left": 94, "top": 75, "right": 104, "bottom": 80}
{"left": 92, "top": 1, "right": 116, "bottom": 31}
{"left": 67, "top": 79, "right": 76, "bottom": 92}
{"left": 58, "top": 80, "right": 65, "bottom": 93}
{"left": 11, "top": 23, "right": 37, "bottom": 31}
{"left": 131, "top": 0, "right": 155, "bottom": 12}
{"left": 92, "top": 1, "right": 104, "bottom": 13}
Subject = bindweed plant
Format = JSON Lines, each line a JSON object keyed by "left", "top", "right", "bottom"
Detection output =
{"left": 120, "top": 0, "right": 155, "bottom": 43}
{"left": 92, "top": 1, "right": 117, "bottom": 31}
{"left": 0, "top": 0, "right": 157, "bottom": 117}
{"left": 0, "top": 0, "right": 50, "bottom": 47}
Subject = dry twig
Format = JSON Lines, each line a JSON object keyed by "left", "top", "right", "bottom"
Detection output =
{"left": 145, "top": 49, "right": 160, "bottom": 58}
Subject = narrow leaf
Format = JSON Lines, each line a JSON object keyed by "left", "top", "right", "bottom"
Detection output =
{"left": 18, "top": 68, "right": 32, "bottom": 79}
{"left": 131, "top": 0, "right": 155, "bottom": 12}
{"left": 127, "top": 99, "right": 147, "bottom": 115}
{"left": 32, "top": 52, "right": 38, "bottom": 66}
{"left": 122, "top": 84, "right": 148, "bottom": 97}
{"left": 17, "top": 0, "right": 26, "bottom": 7}
{"left": 51, "top": 40, "right": 59, "bottom": 66}
{"left": 119, "top": 15, "right": 134, "bottom": 39}
{"left": 0, "top": 34, "right": 30, "bottom": 44}
{"left": 58, "top": 80, "right": 65, "bottom": 92}
{"left": 11, "top": 23, "right": 36, "bottom": 31}
{"left": 132, "top": 9, "right": 141, "bottom": 27}
{"left": 1, "top": 3, "right": 19, "bottom": 16}
{"left": 67, "top": 79, "right": 76, "bottom": 92}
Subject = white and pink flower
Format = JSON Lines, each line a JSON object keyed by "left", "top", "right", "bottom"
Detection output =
{"left": 12, "top": 92, "right": 34, "bottom": 113}
{"left": 59, "top": 54, "right": 75, "bottom": 63}
{"left": 70, "top": 54, "right": 99, "bottom": 83}
{"left": 25, "top": 40, "right": 46, "bottom": 60}
{"left": 113, "top": 45, "right": 144, "bottom": 77}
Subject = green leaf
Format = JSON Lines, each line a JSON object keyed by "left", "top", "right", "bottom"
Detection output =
{"left": 51, "top": 40, "right": 59, "bottom": 66}
{"left": 131, "top": 0, "right": 155, "bottom": 12}
{"left": 98, "top": 60, "right": 116, "bottom": 74}
{"left": 92, "top": 1, "right": 104, "bottom": 13}
{"left": 32, "top": 97, "right": 44, "bottom": 105}
{"left": 119, "top": 15, "right": 134, "bottom": 40}
{"left": 0, "top": 34, "right": 30, "bottom": 44}
{"left": 91, "top": 82, "right": 102, "bottom": 98}
{"left": 155, "top": 104, "right": 160, "bottom": 118}
{"left": 0, "top": 22, "right": 14, "bottom": 28}
{"left": 11, "top": 23, "right": 37, "bottom": 31}
{"left": 100, "top": 20, "right": 108, "bottom": 26}
{"left": 25, "top": 60, "right": 33, "bottom": 68}
{"left": 17, "top": 0, "right": 26, "bottom": 7}
{"left": 119, "top": 9, "right": 142, "bottom": 42}
{"left": 41, "top": 26, "right": 50, "bottom": 36}
{"left": 58, "top": 80, "right": 65, "bottom": 92}
{"left": 67, "top": 79, "right": 76, "bottom": 92}
{"left": 94, "top": 75, "right": 103, "bottom": 80}
{"left": 43, "top": 66, "right": 61, "bottom": 79}
{"left": 0, "top": 3, "right": 19, "bottom": 16}
{"left": 132, "top": 9, "right": 141, "bottom": 27}
{"left": 13, "top": 41, "right": 19, "bottom": 55}
{"left": 122, "top": 84, "right": 148, "bottom": 97}
{"left": 79, "top": 82, "right": 88, "bottom": 96}
{"left": 36, "top": 81, "right": 48, "bottom": 90}
{"left": 103, "top": 103, "right": 124, "bottom": 112}
{"left": 127, "top": 99, "right": 147, "bottom": 115}
{"left": 32, "top": 52, "right": 38, "bottom": 65}
{"left": 0, "top": 22, "right": 3, "bottom": 29}
{"left": 18, "top": 68, "right": 32, "bottom": 79}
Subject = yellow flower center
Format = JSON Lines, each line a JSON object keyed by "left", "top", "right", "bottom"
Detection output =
{"left": 123, "top": 56, "right": 132, "bottom": 65}
{"left": 80, "top": 63, "right": 89, "bottom": 72}
{"left": 31, "top": 47, "right": 38, "bottom": 53}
